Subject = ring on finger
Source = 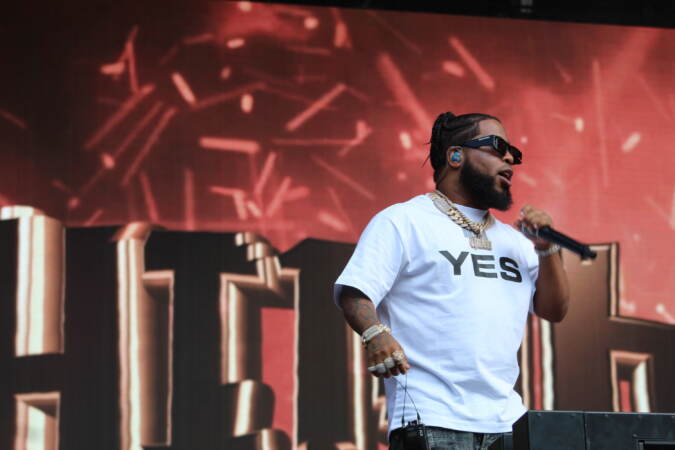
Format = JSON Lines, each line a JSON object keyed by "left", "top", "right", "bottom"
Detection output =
{"left": 392, "top": 350, "right": 405, "bottom": 362}
{"left": 383, "top": 357, "right": 395, "bottom": 369}
{"left": 367, "top": 365, "right": 378, "bottom": 373}
{"left": 375, "top": 363, "right": 387, "bottom": 374}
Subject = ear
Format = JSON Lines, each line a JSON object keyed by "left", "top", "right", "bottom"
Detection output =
{"left": 446, "top": 146, "right": 463, "bottom": 168}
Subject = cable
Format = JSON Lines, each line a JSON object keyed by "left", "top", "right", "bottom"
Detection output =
{"left": 393, "top": 374, "right": 422, "bottom": 426}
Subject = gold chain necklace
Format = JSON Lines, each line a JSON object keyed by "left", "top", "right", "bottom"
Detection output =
{"left": 428, "top": 190, "right": 494, "bottom": 250}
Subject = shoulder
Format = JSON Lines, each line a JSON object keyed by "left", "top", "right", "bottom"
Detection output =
{"left": 375, "top": 194, "right": 434, "bottom": 222}
{"left": 362, "top": 195, "right": 433, "bottom": 239}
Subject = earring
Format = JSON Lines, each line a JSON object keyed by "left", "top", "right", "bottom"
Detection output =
{"left": 450, "top": 151, "right": 462, "bottom": 163}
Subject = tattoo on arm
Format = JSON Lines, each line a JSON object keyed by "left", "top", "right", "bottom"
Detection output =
{"left": 339, "top": 286, "right": 379, "bottom": 334}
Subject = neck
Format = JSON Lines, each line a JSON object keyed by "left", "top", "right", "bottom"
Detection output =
{"left": 436, "top": 182, "right": 488, "bottom": 210}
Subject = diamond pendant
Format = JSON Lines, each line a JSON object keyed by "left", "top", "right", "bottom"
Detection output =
{"left": 469, "top": 234, "right": 492, "bottom": 251}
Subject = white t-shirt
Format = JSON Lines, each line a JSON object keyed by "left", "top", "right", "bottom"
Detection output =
{"left": 334, "top": 194, "right": 539, "bottom": 434}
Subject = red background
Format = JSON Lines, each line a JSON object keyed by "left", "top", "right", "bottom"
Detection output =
{"left": 1, "top": 3, "right": 673, "bottom": 322}
{"left": 1, "top": 4, "right": 675, "bottom": 447}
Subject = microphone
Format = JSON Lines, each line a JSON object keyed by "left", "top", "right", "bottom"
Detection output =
{"left": 520, "top": 225, "right": 597, "bottom": 260}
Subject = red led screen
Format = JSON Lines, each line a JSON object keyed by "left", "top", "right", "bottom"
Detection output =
{"left": 1, "top": 4, "right": 673, "bottom": 330}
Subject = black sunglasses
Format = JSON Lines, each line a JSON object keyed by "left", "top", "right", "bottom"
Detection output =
{"left": 461, "top": 135, "right": 522, "bottom": 165}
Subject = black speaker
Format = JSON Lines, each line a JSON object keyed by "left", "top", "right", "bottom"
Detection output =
{"left": 513, "top": 411, "right": 585, "bottom": 449}
{"left": 513, "top": 411, "right": 675, "bottom": 450}
{"left": 584, "top": 412, "right": 675, "bottom": 450}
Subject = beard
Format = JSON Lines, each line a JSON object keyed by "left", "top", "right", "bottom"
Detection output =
{"left": 459, "top": 158, "right": 513, "bottom": 211}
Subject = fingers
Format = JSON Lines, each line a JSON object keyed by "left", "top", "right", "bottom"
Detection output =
{"left": 383, "top": 357, "right": 397, "bottom": 377}
{"left": 392, "top": 350, "right": 410, "bottom": 375}
{"left": 517, "top": 205, "right": 557, "bottom": 250}
{"left": 385, "top": 353, "right": 410, "bottom": 377}
{"left": 367, "top": 359, "right": 393, "bottom": 378}
{"left": 519, "top": 205, "right": 553, "bottom": 229}
{"left": 367, "top": 345, "right": 410, "bottom": 378}
{"left": 367, "top": 362, "right": 388, "bottom": 377}
{"left": 366, "top": 348, "right": 384, "bottom": 378}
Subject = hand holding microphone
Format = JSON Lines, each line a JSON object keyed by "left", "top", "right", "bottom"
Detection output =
{"left": 516, "top": 205, "right": 597, "bottom": 260}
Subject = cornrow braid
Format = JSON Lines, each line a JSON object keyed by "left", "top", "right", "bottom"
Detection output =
{"left": 429, "top": 111, "right": 500, "bottom": 182}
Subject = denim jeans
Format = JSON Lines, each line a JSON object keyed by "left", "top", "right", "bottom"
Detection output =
{"left": 389, "top": 426, "right": 502, "bottom": 450}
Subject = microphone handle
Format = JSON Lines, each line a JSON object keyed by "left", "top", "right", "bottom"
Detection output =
{"left": 525, "top": 225, "right": 597, "bottom": 260}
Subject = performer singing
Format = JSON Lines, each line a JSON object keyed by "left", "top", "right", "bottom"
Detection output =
{"left": 334, "top": 112, "right": 570, "bottom": 450}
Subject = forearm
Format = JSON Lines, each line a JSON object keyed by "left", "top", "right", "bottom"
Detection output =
{"left": 338, "top": 286, "right": 410, "bottom": 377}
{"left": 338, "top": 286, "right": 380, "bottom": 334}
{"left": 533, "top": 253, "right": 570, "bottom": 322}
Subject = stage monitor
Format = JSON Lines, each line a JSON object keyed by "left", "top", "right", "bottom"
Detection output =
{"left": 513, "top": 411, "right": 675, "bottom": 449}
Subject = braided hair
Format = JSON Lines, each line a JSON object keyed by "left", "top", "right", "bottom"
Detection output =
{"left": 429, "top": 111, "right": 500, "bottom": 182}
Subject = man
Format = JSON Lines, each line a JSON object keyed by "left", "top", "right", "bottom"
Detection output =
{"left": 334, "top": 112, "right": 570, "bottom": 450}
